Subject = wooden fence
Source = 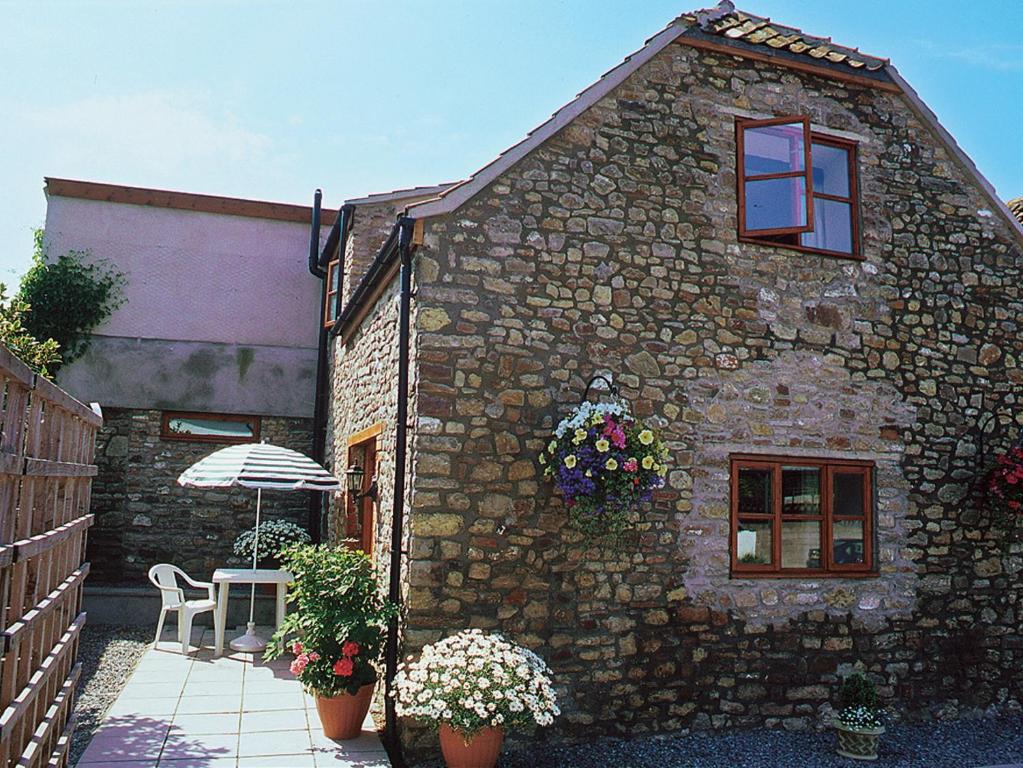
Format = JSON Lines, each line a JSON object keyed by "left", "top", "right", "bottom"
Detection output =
{"left": 0, "top": 345, "right": 101, "bottom": 768}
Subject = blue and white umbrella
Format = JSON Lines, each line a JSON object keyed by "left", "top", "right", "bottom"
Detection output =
{"left": 178, "top": 442, "right": 341, "bottom": 651}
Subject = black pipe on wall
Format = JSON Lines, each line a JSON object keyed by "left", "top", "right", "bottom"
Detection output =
{"left": 384, "top": 216, "right": 415, "bottom": 762}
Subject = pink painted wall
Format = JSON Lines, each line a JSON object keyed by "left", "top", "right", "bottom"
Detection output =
{"left": 43, "top": 195, "right": 323, "bottom": 349}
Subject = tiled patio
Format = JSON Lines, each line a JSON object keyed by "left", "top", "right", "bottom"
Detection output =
{"left": 77, "top": 627, "right": 391, "bottom": 768}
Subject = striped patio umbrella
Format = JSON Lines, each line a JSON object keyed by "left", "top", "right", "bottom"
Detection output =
{"left": 178, "top": 442, "right": 341, "bottom": 652}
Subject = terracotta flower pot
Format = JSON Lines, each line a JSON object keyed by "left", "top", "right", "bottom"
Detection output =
{"left": 315, "top": 683, "right": 374, "bottom": 740}
{"left": 439, "top": 724, "right": 505, "bottom": 768}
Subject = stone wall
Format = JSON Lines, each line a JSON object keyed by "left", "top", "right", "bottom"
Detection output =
{"left": 399, "top": 38, "right": 1023, "bottom": 746}
{"left": 90, "top": 408, "right": 314, "bottom": 583}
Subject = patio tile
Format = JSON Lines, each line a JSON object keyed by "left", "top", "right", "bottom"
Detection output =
{"left": 240, "top": 707, "right": 308, "bottom": 733}
{"left": 121, "top": 680, "right": 187, "bottom": 699}
{"left": 309, "top": 731, "right": 385, "bottom": 754}
{"left": 174, "top": 694, "right": 243, "bottom": 715}
{"left": 106, "top": 697, "right": 180, "bottom": 718}
{"left": 157, "top": 759, "right": 238, "bottom": 768}
{"left": 241, "top": 678, "right": 301, "bottom": 695}
{"left": 183, "top": 679, "right": 245, "bottom": 697}
{"left": 161, "top": 731, "right": 238, "bottom": 760}
{"left": 315, "top": 758, "right": 390, "bottom": 768}
{"left": 241, "top": 690, "right": 307, "bottom": 712}
{"left": 78, "top": 761, "right": 158, "bottom": 768}
{"left": 77, "top": 719, "right": 169, "bottom": 763}
{"left": 237, "top": 728, "right": 313, "bottom": 757}
{"left": 237, "top": 755, "right": 316, "bottom": 768}
{"left": 171, "top": 712, "right": 243, "bottom": 736}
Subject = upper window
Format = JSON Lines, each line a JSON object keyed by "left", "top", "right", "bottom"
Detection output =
{"left": 730, "top": 455, "right": 874, "bottom": 576}
{"left": 324, "top": 258, "right": 341, "bottom": 328}
{"left": 737, "top": 116, "right": 859, "bottom": 258}
{"left": 161, "top": 412, "right": 260, "bottom": 444}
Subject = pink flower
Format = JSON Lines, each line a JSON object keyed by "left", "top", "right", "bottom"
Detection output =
{"left": 342, "top": 641, "right": 360, "bottom": 657}
{"left": 290, "top": 653, "right": 309, "bottom": 676}
{"left": 308, "top": 651, "right": 320, "bottom": 661}
{"left": 292, "top": 641, "right": 303, "bottom": 655}
{"left": 333, "top": 658, "right": 354, "bottom": 677}
{"left": 624, "top": 458, "right": 638, "bottom": 473}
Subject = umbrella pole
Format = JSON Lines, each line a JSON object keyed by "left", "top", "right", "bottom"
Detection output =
{"left": 249, "top": 487, "right": 261, "bottom": 625}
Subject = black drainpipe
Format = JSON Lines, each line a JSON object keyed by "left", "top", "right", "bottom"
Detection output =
{"left": 384, "top": 215, "right": 415, "bottom": 761}
{"left": 307, "top": 194, "right": 355, "bottom": 542}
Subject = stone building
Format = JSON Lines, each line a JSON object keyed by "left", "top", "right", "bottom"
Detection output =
{"left": 44, "top": 178, "right": 331, "bottom": 583}
{"left": 316, "top": 2, "right": 1023, "bottom": 751}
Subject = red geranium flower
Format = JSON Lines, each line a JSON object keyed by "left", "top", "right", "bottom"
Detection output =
{"left": 342, "top": 641, "right": 360, "bottom": 657}
{"left": 333, "top": 658, "right": 354, "bottom": 677}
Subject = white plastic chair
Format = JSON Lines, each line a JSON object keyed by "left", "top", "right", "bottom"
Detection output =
{"left": 148, "top": 564, "right": 221, "bottom": 654}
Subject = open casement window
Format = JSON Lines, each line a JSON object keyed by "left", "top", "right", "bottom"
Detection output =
{"left": 737, "top": 116, "right": 814, "bottom": 237}
{"left": 738, "top": 117, "right": 860, "bottom": 258}
{"left": 730, "top": 455, "right": 874, "bottom": 577}
{"left": 323, "top": 258, "right": 341, "bottom": 328}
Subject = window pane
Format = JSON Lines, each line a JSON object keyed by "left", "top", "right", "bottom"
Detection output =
{"left": 782, "top": 466, "right": 821, "bottom": 515}
{"left": 745, "top": 177, "right": 808, "bottom": 231}
{"left": 810, "top": 143, "right": 850, "bottom": 197}
{"left": 330, "top": 262, "right": 340, "bottom": 292}
{"left": 833, "top": 519, "right": 865, "bottom": 564}
{"left": 744, "top": 123, "right": 807, "bottom": 176}
{"left": 737, "top": 520, "right": 773, "bottom": 565}
{"left": 737, "top": 468, "right": 772, "bottom": 515}
{"left": 167, "top": 417, "right": 256, "bottom": 439}
{"left": 833, "top": 472, "right": 866, "bottom": 517}
{"left": 781, "top": 520, "right": 821, "bottom": 568}
{"left": 800, "top": 199, "right": 852, "bottom": 253}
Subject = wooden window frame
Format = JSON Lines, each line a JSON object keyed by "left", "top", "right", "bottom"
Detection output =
{"left": 323, "top": 258, "right": 341, "bottom": 329}
{"left": 736, "top": 115, "right": 815, "bottom": 238}
{"left": 730, "top": 454, "right": 875, "bottom": 578}
{"left": 160, "top": 411, "right": 261, "bottom": 444}
{"left": 344, "top": 423, "right": 384, "bottom": 557}
{"left": 737, "top": 119, "right": 863, "bottom": 261}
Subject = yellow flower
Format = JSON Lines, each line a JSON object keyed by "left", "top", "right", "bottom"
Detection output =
{"left": 657, "top": 464, "right": 668, "bottom": 478}
{"left": 539, "top": 454, "right": 546, "bottom": 465}
{"left": 564, "top": 455, "right": 577, "bottom": 469}
{"left": 585, "top": 470, "right": 592, "bottom": 477}
{"left": 573, "top": 428, "right": 588, "bottom": 444}
{"left": 548, "top": 440, "right": 557, "bottom": 453}
{"left": 639, "top": 429, "right": 655, "bottom": 446}
{"left": 642, "top": 455, "right": 655, "bottom": 470}
{"left": 590, "top": 414, "right": 603, "bottom": 426}
{"left": 595, "top": 439, "right": 610, "bottom": 453}
{"left": 605, "top": 458, "right": 618, "bottom": 471}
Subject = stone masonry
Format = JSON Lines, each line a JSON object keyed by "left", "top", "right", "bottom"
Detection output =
{"left": 329, "top": 30, "right": 1023, "bottom": 754}
{"left": 90, "top": 408, "right": 313, "bottom": 583}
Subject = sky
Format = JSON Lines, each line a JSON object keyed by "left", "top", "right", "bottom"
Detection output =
{"left": 1, "top": 0, "right": 1021, "bottom": 283}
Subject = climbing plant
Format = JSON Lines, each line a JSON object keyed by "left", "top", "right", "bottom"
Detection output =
{"left": 18, "top": 229, "right": 126, "bottom": 367}
{"left": 0, "top": 284, "right": 61, "bottom": 376}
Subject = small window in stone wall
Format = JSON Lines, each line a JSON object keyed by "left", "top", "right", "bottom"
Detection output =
{"left": 736, "top": 116, "right": 860, "bottom": 259}
{"left": 324, "top": 258, "right": 341, "bottom": 328}
{"left": 731, "top": 455, "right": 874, "bottom": 576}
{"left": 161, "top": 411, "right": 261, "bottom": 444}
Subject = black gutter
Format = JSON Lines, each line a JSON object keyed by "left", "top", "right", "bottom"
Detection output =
{"left": 383, "top": 215, "right": 415, "bottom": 763}
{"left": 307, "top": 194, "right": 354, "bottom": 542}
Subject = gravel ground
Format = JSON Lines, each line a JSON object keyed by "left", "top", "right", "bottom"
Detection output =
{"left": 478, "top": 716, "right": 1023, "bottom": 768}
{"left": 70, "top": 623, "right": 151, "bottom": 766}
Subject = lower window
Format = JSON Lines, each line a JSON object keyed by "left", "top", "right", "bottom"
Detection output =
{"left": 730, "top": 455, "right": 873, "bottom": 576}
{"left": 161, "top": 412, "right": 260, "bottom": 444}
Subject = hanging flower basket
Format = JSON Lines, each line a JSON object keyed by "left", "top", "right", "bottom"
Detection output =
{"left": 541, "top": 394, "right": 668, "bottom": 538}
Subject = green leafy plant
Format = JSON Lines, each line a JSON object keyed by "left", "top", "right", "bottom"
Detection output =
{"left": 18, "top": 229, "right": 125, "bottom": 366}
{"left": 837, "top": 669, "right": 883, "bottom": 730}
{"left": 265, "top": 545, "right": 395, "bottom": 697}
{"left": 0, "top": 284, "right": 61, "bottom": 376}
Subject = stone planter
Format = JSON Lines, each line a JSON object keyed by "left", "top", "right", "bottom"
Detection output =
{"left": 438, "top": 724, "right": 505, "bottom": 768}
{"left": 314, "top": 683, "right": 374, "bottom": 740}
{"left": 835, "top": 721, "right": 884, "bottom": 761}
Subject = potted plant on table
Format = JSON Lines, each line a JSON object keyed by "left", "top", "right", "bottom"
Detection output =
{"left": 834, "top": 669, "right": 885, "bottom": 761}
{"left": 393, "top": 629, "right": 560, "bottom": 768}
{"left": 233, "top": 519, "right": 311, "bottom": 569}
{"left": 265, "top": 545, "right": 394, "bottom": 740}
